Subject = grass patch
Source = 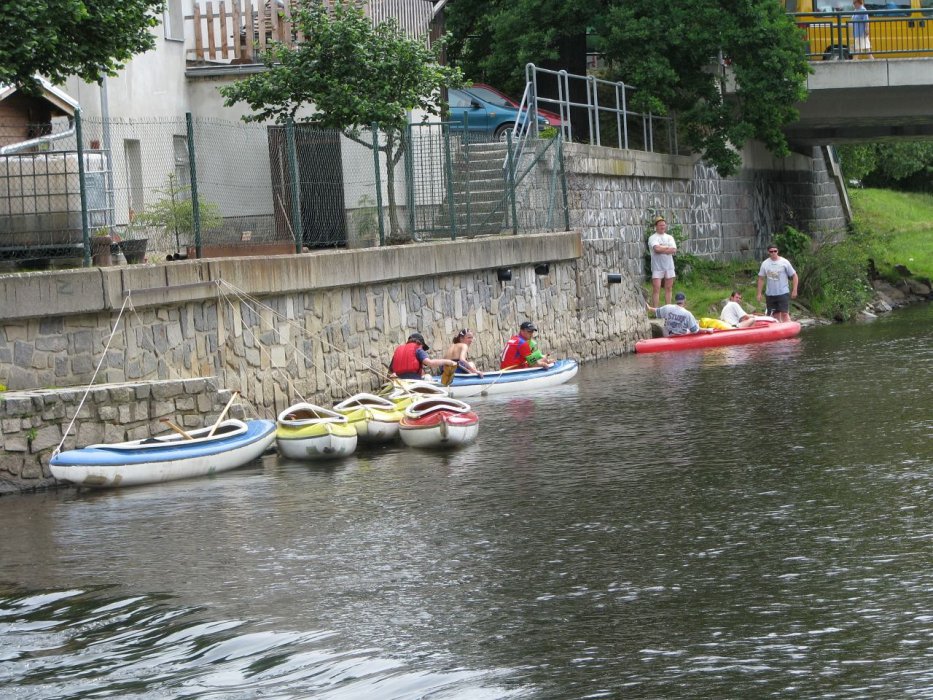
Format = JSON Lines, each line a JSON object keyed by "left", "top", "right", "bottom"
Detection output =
{"left": 849, "top": 188, "right": 933, "bottom": 280}
{"left": 643, "top": 187, "right": 931, "bottom": 322}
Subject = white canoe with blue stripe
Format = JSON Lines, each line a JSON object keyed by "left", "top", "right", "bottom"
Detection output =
{"left": 49, "top": 419, "right": 276, "bottom": 488}
{"left": 428, "top": 359, "right": 579, "bottom": 398}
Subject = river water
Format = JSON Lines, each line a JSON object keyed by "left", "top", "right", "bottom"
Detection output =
{"left": 1, "top": 305, "right": 931, "bottom": 699}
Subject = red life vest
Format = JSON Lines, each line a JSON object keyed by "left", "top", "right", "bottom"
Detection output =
{"left": 500, "top": 334, "right": 529, "bottom": 369}
{"left": 390, "top": 342, "right": 422, "bottom": 376}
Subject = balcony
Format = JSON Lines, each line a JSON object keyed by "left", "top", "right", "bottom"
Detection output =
{"left": 185, "top": 0, "right": 436, "bottom": 66}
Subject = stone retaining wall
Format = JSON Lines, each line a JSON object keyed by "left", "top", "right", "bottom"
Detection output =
{"left": 563, "top": 143, "right": 848, "bottom": 278}
{"left": 0, "top": 378, "right": 241, "bottom": 493}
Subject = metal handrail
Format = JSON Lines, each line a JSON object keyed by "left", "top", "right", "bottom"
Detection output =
{"left": 518, "top": 63, "right": 678, "bottom": 155}
{"left": 789, "top": 8, "right": 933, "bottom": 60}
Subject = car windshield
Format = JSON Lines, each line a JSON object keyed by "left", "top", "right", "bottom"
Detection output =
{"left": 465, "top": 87, "right": 512, "bottom": 108}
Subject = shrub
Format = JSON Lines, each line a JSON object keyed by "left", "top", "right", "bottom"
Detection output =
{"left": 797, "top": 238, "right": 873, "bottom": 321}
{"left": 772, "top": 225, "right": 811, "bottom": 262}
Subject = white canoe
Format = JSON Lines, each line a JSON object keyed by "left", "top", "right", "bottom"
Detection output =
{"left": 48, "top": 419, "right": 276, "bottom": 488}
{"left": 399, "top": 398, "right": 479, "bottom": 449}
{"left": 427, "top": 359, "right": 579, "bottom": 398}
{"left": 333, "top": 393, "right": 402, "bottom": 443}
{"left": 276, "top": 403, "right": 357, "bottom": 460}
{"left": 377, "top": 380, "right": 449, "bottom": 408}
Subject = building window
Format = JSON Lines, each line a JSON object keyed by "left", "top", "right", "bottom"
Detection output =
{"left": 164, "top": 0, "right": 184, "bottom": 41}
{"left": 173, "top": 135, "right": 190, "bottom": 188}
{"left": 124, "top": 139, "right": 144, "bottom": 217}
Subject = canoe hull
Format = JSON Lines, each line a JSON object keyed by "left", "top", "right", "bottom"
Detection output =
{"left": 399, "top": 398, "right": 479, "bottom": 449}
{"left": 276, "top": 428, "right": 358, "bottom": 460}
{"left": 49, "top": 419, "right": 276, "bottom": 488}
{"left": 333, "top": 394, "right": 402, "bottom": 444}
{"left": 635, "top": 322, "right": 801, "bottom": 354}
{"left": 276, "top": 403, "right": 358, "bottom": 460}
{"left": 428, "top": 359, "right": 579, "bottom": 398}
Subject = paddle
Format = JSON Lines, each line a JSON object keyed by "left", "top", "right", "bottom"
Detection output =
{"left": 207, "top": 391, "right": 239, "bottom": 438}
{"left": 480, "top": 363, "right": 547, "bottom": 397}
{"left": 160, "top": 418, "right": 194, "bottom": 440}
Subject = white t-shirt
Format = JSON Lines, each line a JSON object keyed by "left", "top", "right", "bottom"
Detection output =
{"left": 758, "top": 256, "right": 796, "bottom": 296}
{"left": 720, "top": 301, "right": 748, "bottom": 327}
{"left": 647, "top": 233, "right": 676, "bottom": 274}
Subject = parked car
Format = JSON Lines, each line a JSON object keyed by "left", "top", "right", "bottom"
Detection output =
{"left": 468, "top": 83, "right": 566, "bottom": 128}
{"left": 448, "top": 87, "right": 550, "bottom": 141}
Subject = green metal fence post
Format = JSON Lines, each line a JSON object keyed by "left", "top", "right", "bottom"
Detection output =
{"left": 558, "top": 134, "right": 570, "bottom": 231}
{"left": 185, "top": 113, "right": 202, "bottom": 258}
{"left": 75, "top": 109, "right": 91, "bottom": 266}
{"left": 372, "top": 123, "right": 386, "bottom": 246}
{"left": 506, "top": 130, "right": 519, "bottom": 235}
{"left": 405, "top": 124, "right": 415, "bottom": 242}
{"left": 463, "top": 113, "right": 471, "bottom": 233}
{"left": 443, "top": 123, "right": 457, "bottom": 239}
{"left": 285, "top": 118, "right": 303, "bottom": 253}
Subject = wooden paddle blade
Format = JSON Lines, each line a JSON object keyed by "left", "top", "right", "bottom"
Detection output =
{"left": 159, "top": 418, "right": 194, "bottom": 440}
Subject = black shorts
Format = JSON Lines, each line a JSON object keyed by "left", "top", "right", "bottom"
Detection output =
{"left": 766, "top": 293, "right": 790, "bottom": 314}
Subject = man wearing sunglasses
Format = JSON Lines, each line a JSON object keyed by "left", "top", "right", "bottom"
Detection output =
{"left": 756, "top": 245, "right": 798, "bottom": 323}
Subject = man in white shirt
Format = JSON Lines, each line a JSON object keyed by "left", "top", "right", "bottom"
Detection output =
{"left": 720, "top": 290, "right": 771, "bottom": 328}
{"left": 756, "top": 244, "right": 798, "bottom": 323}
{"left": 647, "top": 215, "right": 677, "bottom": 307}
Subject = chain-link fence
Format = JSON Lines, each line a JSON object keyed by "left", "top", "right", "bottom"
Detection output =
{"left": 406, "top": 123, "right": 569, "bottom": 240}
{"left": 1, "top": 112, "right": 567, "bottom": 270}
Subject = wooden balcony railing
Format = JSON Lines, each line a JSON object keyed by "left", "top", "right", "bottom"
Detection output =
{"left": 186, "top": 0, "right": 436, "bottom": 65}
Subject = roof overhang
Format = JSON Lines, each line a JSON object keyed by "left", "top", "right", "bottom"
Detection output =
{"left": 0, "top": 77, "right": 79, "bottom": 115}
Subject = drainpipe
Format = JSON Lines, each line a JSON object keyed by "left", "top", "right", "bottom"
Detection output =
{"left": 100, "top": 75, "right": 115, "bottom": 227}
{"left": 0, "top": 127, "right": 77, "bottom": 155}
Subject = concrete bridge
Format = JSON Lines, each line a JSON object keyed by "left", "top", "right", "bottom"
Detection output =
{"left": 784, "top": 58, "right": 933, "bottom": 146}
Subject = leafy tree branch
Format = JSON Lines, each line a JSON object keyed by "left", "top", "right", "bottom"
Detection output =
{"left": 220, "top": 1, "right": 463, "bottom": 240}
{"left": 0, "top": 0, "right": 164, "bottom": 91}
{"left": 446, "top": 0, "right": 811, "bottom": 177}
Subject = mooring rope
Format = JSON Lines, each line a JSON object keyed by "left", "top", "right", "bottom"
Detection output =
{"left": 53, "top": 294, "right": 132, "bottom": 456}
{"left": 215, "top": 279, "right": 394, "bottom": 394}
{"left": 213, "top": 284, "right": 324, "bottom": 403}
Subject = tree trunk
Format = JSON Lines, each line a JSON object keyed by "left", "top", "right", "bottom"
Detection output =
{"left": 385, "top": 129, "right": 408, "bottom": 243}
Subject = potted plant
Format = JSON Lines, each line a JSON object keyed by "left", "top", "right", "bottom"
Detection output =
{"left": 135, "top": 174, "right": 222, "bottom": 257}
{"left": 118, "top": 209, "right": 149, "bottom": 264}
{"left": 91, "top": 228, "right": 113, "bottom": 266}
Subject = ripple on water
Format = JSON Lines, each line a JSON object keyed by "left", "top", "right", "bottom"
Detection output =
{"left": 0, "top": 586, "right": 526, "bottom": 699}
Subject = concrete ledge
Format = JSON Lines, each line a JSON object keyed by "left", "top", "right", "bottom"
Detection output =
{"left": 0, "top": 231, "right": 582, "bottom": 320}
{"left": 807, "top": 57, "right": 933, "bottom": 90}
{"left": 563, "top": 143, "right": 696, "bottom": 180}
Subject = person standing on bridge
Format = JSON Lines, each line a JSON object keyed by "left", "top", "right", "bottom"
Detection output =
{"left": 852, "top": 0, "right": 874, "bottom": 59}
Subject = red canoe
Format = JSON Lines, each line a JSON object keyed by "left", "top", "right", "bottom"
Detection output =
{"left": 398, "top": 398, "right": 480, "bottom": 448}
{"left": 635, "top": 321, "right": 801, "bottom": 354}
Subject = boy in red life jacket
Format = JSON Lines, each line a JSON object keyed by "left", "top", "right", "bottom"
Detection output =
{"left": 389, "top": 332, "right": 456, "bottom": 379}
{"left": 500, "top": 321, "right": 554, "bottom": 370}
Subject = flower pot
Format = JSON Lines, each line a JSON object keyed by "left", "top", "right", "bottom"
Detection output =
{"left": 91, "top": 236, "right": 112, "bottom": 267}
{"left": 119, "top": 238, "right": 148, "bottom": 264}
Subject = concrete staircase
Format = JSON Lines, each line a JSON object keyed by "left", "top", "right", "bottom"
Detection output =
{"left": 443, "top": 141, "right": 511, "bottom": 236}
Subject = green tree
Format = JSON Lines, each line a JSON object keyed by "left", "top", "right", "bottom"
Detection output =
{"left": 0, "top": 1, "right": 164, "bottom": 90}
{"left": 136, "top": 174, "right": 222, "bottom": 252}
{"left": 446, "top": 0, "right": 603, "bottom": 96}
{"left": 838, "top": 142, "right": 933, "bottom": 191}
{"left": 446, "top": 0, "right": 810, "bottom": 177}
{"left": 220, "top": 1, "right": 463, "bottom": 241}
